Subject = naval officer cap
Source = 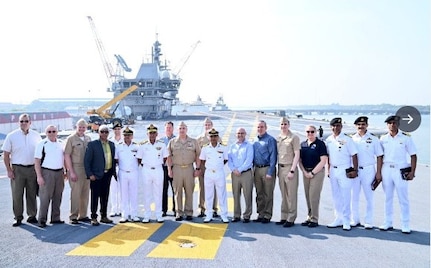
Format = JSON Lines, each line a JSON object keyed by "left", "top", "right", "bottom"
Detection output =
{"left": 384, "top": 115, "right": 400, "bottom": 123}
{"left": 112, "top": 122, "right": 123, "bottom": 129}
{"left": 330, "top": 117, "right": 342, "bottom": 126}
{"left": 208, "top": 128, "right": 219, "bottom": 137}
{"left": 147, "top": 124, "right": 158, "bottom": 133}
{"left": 123, "top": 126, "right": 134, "bottom": 135}
{"left": 354, "top": 116, "right": 368, "bottom": 125}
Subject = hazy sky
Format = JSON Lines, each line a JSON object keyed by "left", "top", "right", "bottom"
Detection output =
{"left": 1, "top": 0, "right": 429, "bottom": 108}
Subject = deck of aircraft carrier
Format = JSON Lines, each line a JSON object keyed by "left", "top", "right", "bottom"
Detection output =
{"left": 0, "top": 110, "right": 429, "bottom": 267}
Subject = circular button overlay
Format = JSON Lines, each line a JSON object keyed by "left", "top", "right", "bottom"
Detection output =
{"left": 395, "top": 106, "right": 421, "bottom": 132}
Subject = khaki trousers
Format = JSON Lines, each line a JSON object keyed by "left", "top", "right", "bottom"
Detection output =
{"left": 172, "top": 165, "right": 195, "bottom": 217}
{"left": 303, "top": 169, "right": 325, "bottom": 223}
{"left": 278, "top": 165, "right": 299, "bottom": 222}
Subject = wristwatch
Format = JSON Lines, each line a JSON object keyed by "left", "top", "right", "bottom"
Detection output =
{"left": 311, "top": 171, "right": 315, "bottom": 176}
{"left": 196, "top": 167, "right": 201, "bottom": 170}
{"left": 290, "top": 170, "right": 294, "bottom": 174}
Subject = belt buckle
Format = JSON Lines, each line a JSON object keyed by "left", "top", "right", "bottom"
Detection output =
{"left": 104, "top": 169, "right": 109, "bottom": 173}
{"left": 180, "top": 165, "right": 188, "bottom": 168}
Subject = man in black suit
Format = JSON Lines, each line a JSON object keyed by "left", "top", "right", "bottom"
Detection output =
{"left": 84, "top": 125, "right": 116, "bottom": 226}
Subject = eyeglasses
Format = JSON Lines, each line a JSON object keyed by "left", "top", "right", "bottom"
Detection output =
{"left": 100, "top": 130, "right": 109, "bottom": 134}
{"left": 306, "top": 130, "right": 315, "bottom": 133}
{"left": 236, "top": 132, "right": 245, "bottom": 134}
{"left": 20, "top": 120, "right": 29, "bottom": 123}
{"left": 47, "top": 130, "right": 57, "bottom": 133}
{"left": 280, "top": 123, "right": 287, "bottom": 125}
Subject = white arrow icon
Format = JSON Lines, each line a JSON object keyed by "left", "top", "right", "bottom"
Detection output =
{"left": 402, "top": 114, "right": 413, "bottom": 124}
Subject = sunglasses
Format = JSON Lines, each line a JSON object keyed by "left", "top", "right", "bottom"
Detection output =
{"left": 20, "top": 120, "right": 29, "bottom": 123}
{"left": 280, "top": 123, "right": 287, "bottom": 125}
{"left": 100, "top": 130, "right": 109, "bottom": 134}
{"left": 306, "top": 130, "right": 315, "bottom": 133}
{"left": 47, "top": 130, "right": 57, "bottom": 133}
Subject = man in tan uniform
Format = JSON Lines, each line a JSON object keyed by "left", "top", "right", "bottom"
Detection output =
{"left": 167, "top": 122, "right": 201, "bottom": 221}
{"left": 276, "top": 117, "right": 300, "bottom": 227}
{"left": 64, "top": 119, "right": 92, "bottom": 224}
{"left": 196, "top": 117, "right": 219, "bottom": 218}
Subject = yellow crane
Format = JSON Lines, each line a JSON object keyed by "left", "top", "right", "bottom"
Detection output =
{"left": 86, "top": 84, "right": 139, "bottom": 131}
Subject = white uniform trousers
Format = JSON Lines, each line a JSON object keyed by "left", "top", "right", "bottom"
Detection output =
{"left": 351, "top": 165, "right": 376, "bottom": 225}
{"left": 382, "top": 163, "right": 410, "bottom": 228}
{"left": 204, "top": 169, "right": 228, "bottom": 218}
{"left": 119, "top": 169, "right": 139, "bottom": 219}
{"left": 142, "top": 166, "right": 164, "bottom": 219}
{"left": 330, "top": 165, "right": 355, "bottom": 225}
{"left": 109, "top": 167, "right": 121, "bottom": 215}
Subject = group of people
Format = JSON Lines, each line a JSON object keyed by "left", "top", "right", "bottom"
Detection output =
{"left": 2, "top": 113, "right": 417, "bottom": 234}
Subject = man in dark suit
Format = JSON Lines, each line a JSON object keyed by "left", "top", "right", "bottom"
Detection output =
{"left": 84, "top": 125, "right": 116, "bottom": 226}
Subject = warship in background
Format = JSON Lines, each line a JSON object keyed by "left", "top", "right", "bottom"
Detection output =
{"left": 171, "top": 95, "right": 230, "bottom": 114}
{"left": 210, "top": 95, "right": 230, "bottom": 111}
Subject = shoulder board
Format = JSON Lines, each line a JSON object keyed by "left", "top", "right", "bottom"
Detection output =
{"left": 402, "top": 132, "right": 411, "bottom": 136}
{"left": 139, "top": 140, "right": 149, "bottom": 145}
{"left": 203, "top": 143, "right": 210, "bottom": 147}
{"left": 156, "top": 139, "right": 164, "bottom": 143}
{"left": 132, "top": 141, "right": 137, "bottom": 144}
{"left": 220, "top": 142, "right": 226, "bottom": 146}
{"left": 346, "top": 133, "right": 353, "bottom": 137}
{"left": 370, "top": 133, "right": 376, "bottom": 136}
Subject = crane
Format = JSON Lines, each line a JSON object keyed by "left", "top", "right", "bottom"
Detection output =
{"left": 172, "top": 40, "right": 201, "bottom": 77}
{"left": 87, "top": 16, "right": 117, "bottom": 91}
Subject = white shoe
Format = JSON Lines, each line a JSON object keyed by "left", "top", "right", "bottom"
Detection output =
{"left": 401, "top": 226, "right": 411, "bottom": 234}
{"left": 327, "top": 219, "right": 342, "bottom": 228}
{"left": 119, "top": 217, "right": 128, "bottom": 223}
{"left": 203, "top": 217, "right": 212, "bottom": 223}
{"left": 364, "top": 223, "right": 373, "bottom": 229}
{"left": 378, "top": 224, "right": 394, "bottom": 231}
{"left": 350, "top": 221, "right": 361, "bottom": 227}
{"left": 157, "top": 217, "right": 164, "bottom": 223}
{"left": 221, "top": 216, "right": 229, "bottom": 223}
{"left": 342, "top": 224, "right": 351, "bottom": 231}
{"left": 132, "top": 216, "right": 140, "bottom": 222}
{"left": 142, "top": 218, "right": 150, "bottom": 223}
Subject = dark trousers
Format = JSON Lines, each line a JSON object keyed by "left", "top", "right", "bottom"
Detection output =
{"left": 162, "top": 166, "right": 175, "bottom": 213}
{"left": 90, "top": 172, "right": 112, "bottom": 219}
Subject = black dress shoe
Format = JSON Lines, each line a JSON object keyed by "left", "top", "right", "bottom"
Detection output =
{"left": 100, "top": 217, "right": 113, "bottom": 224}
{"left": 39, "top": 221, "right": 47, "bottom": 228}
{"left": 198, "top": 211, "right": 206, "bottom": 218}
{"left": 12, "top": 220, "right": 22, "bottom": 227}
{"left": 78, "top": 217, "right": 91, "bottom": 222}
{"left": 91, "top": 219, "right": 100, "bottom": 226}
{"left": 261, "top": 218, "right": 270, "bottom": 224}
{"left": 308, "top": 222, "right": 318, "bottom": 228}
{"left": 175, "top": 216, "right": 183, "bottom": 221}
{"left": 253, "top": 217, "right": 263, "bottom": 222}
{"left": 275, "top": 220, "right": 287, "bottom": 225}
{"left": 185, "top": 215, "right": 193, "bottom": 221}
{"left": 213, "top": 212, "right": 220, "bottom": 218}
{"left": 243, "top": 219, "right": 250, "bottom": 223}
{"left": 70, "top": 219, "right": 79, "bottom": 224}
{"left": 27, "top": 217, "right": 38, "bottom": 224}
{"left": 231, "top": 217, "right": 241, "bottom": 222}
{"left": 301, "top": 220, "right": 311, "bottom": 226}
{"left": 162, "top": 212, "right": 167, "bottom": 217}
{"left": 50, "top": 220, "right": 65, "bottom": 224}
{"left": 283, "top": 221, "right": 294, "bottom": 228}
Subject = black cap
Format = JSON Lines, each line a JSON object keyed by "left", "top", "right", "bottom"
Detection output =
{"left": 147, "top": 124, "right": 158, "bottom": 133}
{"left": 112, "top": 122, "right": 123, "bottom": 129}
{"left": 208, "top": 128, "right": 219, "bottom": 137}
{"left": 354, "top": 116, "right": 368, "bottom": 125}
{"left": 330, "top": 117, "right": 342, "bottom": 126}
{"left": 122, "top": 126, "right": 133, "bottom": 135}
{"left": 385, "top": 115, "right": 400, "bottom": 123}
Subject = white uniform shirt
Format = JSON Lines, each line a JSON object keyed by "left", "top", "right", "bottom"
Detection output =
{"left": 199, "top": 142, "right": 228, "bottom": 170}
{"left": 34, "top": 139, "right": 65, "bottom": 169}
{"left": 2, "top": 128, "right": 41, "bottom": 165}
{"left": 115, "top": 142, "right": 139, "bottom": 172}
{"left": 325, "top": 133, "right": 358, "bottom": 166}
{"left": 380, "top": 131, "right": 417, "bottom": 166}
{"left": 136, "top": 140, "right": 168, "bottom": 166}
{"left": 352, "top": 132, "right": 384, "bottom": 167}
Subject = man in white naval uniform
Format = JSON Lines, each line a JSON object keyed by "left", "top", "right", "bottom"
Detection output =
{"left": 326, "top": 117, "right": 358, "bottom": 231}
{"left": 115, "top": 127, "right": 140, "bottom": 223}
{"left": 350, "top": 116, "right": 383, "bottom": 229}
{"left": 137, "top": 124, "right": 168, "bottom": 223}
{"left": 199, "top": 129, "right": 229, "bottom": 223}
{"left": 379, "top": 115, "right": 417, "bottom": 234}
{"left": 108, "top": 122, "right": 123, "bottom": 217}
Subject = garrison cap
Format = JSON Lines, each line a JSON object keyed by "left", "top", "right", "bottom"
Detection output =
{"left": 179, "top": 121, "right": 187, "bottom": 127}
{"left": 112, "top": 122, "right": 123, "bottom": 129}
{"left": 280, "top": 117, "right": 289, "bottom": 124}
{"left": 354, "top": 116, "right": 368, "bottom": 125}
{"left": 330, "top": 117, "right": 342, "bottom": 126}
{"left": 384, "top": 115, "right": 400, "bottom": 123}
{"left": 147, "top": 124, "right": 158, "bottom": 133}
{"left": 203, "top": 117, "right": 213, "bottom": 124}
{"left": 208, "top": 128, "right": 219, "bottom": 137}
{"left": 123, "top": 126, "right": 134, "bottom": 135}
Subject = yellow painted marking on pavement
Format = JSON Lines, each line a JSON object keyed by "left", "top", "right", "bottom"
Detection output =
{"left": 147, "top": 223, "right": 228, "bottom": 259}
{"left": 66, "top": 222, "right": 162, "bottom": 256}
{"left": 248, "top": 114, "right": 260, "bottom": 141}
{"left": 222, "top": 112, "right": 236, "bottom": 144}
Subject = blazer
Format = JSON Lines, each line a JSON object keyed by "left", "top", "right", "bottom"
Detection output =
{"left": 84, "top": 139, "right": 116, "bottom": 179}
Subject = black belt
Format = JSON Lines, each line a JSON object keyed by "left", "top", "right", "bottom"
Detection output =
{"left": 305, "top": 167, "right": 314, "bottom": 172}
{"left": 359, "top": 167, "right": 364, "bottom": 169}
{"left": 255, "top": 164, "right": 269, "bottom": 168}
{"left": 13, "top": 164, "right": 34, "bottom": 168}
{"left": 333, "top": 166, "right": 338, "bottom": 168}
{"left": 42, "top": 167, "right": 63, "bottom": 172}
{"left": 241, "top": 168, "right": 252, "bottom": 174}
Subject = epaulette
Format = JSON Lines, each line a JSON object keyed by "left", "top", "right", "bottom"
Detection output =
{"left": 220, "top": 142, "right": 226, "bottom": 146}
{"left": 370, "top": 133, "right": 376, "bottom": 136}
{"left": 132, "top": 141, "right": 137, "bottom": 144}
{"left": 203, "top": 143, "right": 210, "bottom": 147}
{"left": 346, "top": 133, "right": 353, "bottom": 137}
{"left": 156, "top": 139, "right": 164, "bottom": 143}
{"left": 139, "top": 140, "right": 149, "bottom": 145}
{"left": 402, "top": 132, "right": 411, "bottom": 136}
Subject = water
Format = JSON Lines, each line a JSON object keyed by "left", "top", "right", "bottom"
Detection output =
{"left": 307, "top": 114, "right": 430, "bottom": 165}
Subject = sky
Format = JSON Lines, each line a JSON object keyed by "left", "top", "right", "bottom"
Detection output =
{"left": 0, "top": 0, "right": 429, "bottom": 109}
